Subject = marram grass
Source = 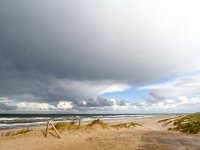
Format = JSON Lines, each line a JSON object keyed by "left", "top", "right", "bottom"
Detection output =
{"left": 54, "top": 119, "right": 140, "bottom": 131}
{"left": 111, "top": 122, "right": 141, "bottom": 129}
{"left": 170, "top": 113, "right": 200, "bottom": 134}
{"left": 86, "top": 119, "right": 108, "bottom": 128}
{"left": 3, "top": 128, "right": 32, "bottom": 137}
{"left": 54, "top": 121, "right": 79, "bottom": 131}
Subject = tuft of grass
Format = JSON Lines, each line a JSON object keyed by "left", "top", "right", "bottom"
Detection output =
{"left": 163, "top": 120, "right": 173, "bottom": 126}
{"left": 158, "top": 116, "right": 182, "bottom": 123}
{"left": 54, "top": 121, "right": 78, "bottom": 131}
{"left": 111, "top": 122, "right": 141, "bottom": 129}
{"left": 171, "top": 113, "right": 200, "bottom": 134}
{"left": 3, "top": 128, "right": 32, "bottom": 137}
{"left": 86, "top": 119, "right": 108, "bottom": 128}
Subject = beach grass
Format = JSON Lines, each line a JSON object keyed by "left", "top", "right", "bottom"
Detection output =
{"left": 54, "top": 119, "right": 141, "bottom": 131}
{"left": 158, "top": 116, "right": 182, "bottom": 123}
{"left": 3, "top": 128, "right": 32, "bottom": 137}
{"left": 170, "top": 112, "right": 200, "bottom": 134}
{"left": 86, "top": 119, "right": 108, "bottom": 128}
{"left": 54, "top": 121, "right": 79, "bottom": 131}
{"left": 111, "top": 122, "right": 141, "bottom": 129}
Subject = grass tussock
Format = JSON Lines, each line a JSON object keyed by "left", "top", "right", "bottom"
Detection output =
{"left": 54, "top": 121, "right": 79, "bottom": 131}
{"left": 162, "top": 120, "right": 174, "bottom": 126}
{"left": 171, "top": 113, "right": 200, "bottom": 134}
{"left": 158, "top": 116, "right": 182, "bottom": 123}
{"left": 3, "top": 128, "right": 32, "bottom": 137}
{"left": 86, "top": 119, "right": 108, "bottom": 128}
{"left": 111, "top": 122, "right": 141, "bottom": 129}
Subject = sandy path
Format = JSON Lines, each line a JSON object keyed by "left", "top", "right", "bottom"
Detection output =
{"left": 136, "top": 116, "right": 200, "bottom": 150}
{"left": 138, "top": 131, "right": 200, "bottom": 150}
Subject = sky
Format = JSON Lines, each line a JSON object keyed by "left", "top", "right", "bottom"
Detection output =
{"left": 0, "top": 0, "right": 200, "bottom": 113}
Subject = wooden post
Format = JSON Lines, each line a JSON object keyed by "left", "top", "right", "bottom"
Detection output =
{"left": 78, "top": 118, "right": 81, "bottom": 129}
{"left": 45, "top": 120, "right": 60, "bottom": 138}
{"left": 45, "top": 120, "right": 50, "bottom": 137}
{"left": 71, "top": 117, "right": 74, "bottom": 122}
{"left": 49, "top": 122, "right": 60, "bottom": 138}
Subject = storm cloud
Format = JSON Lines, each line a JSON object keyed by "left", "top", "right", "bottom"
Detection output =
{"left": 1, "top": 0, "right": 200, "bottom": 112}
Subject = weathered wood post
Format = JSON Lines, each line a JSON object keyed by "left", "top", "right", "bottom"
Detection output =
{"left": 78, "top": 118, "right": 81, "bottom": 129}
{"left": 45, "top": 120, "right": 60, "bottom": 138}
{"left": 49, "top": 122, "right": 60, "bottom": 138}
{"left": 71, "top": 117, "right": 74, "bottom": 122}
{"left": 45, "top": 120, "right": 50, "bottom": 137}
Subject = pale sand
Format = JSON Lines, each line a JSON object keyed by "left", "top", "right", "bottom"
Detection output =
{"left": 0, "top": 115, "right": 181, "bottom": 150}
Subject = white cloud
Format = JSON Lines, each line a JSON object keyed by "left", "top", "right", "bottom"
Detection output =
{"left": 137, "top": 72, "right": 200, "bottom": 112}
{"left": 97, "top": 84, "right": 131, "bottom": 95}
{"left": 55, "top": 79, "right": 130, "bottom": 98}
{"left": 17, "top": 102, "right": 56, "bottom": 111}
{"left": 0, "top": 97, "right": 13, "bottom": 103}
{"left": 141, "top": 73, "right": 200, "bottom": 98}
{"left": 57, "top": 101, "right": 73, "bottom": 110}
{"left": 139, "top": 79, "right": 179, "bottom": 90}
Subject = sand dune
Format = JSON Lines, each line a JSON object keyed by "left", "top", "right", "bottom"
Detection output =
{"left": 0, "top": 115, "right": 200, "bottom": 150}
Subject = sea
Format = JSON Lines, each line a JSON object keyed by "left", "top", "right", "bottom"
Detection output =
{"left": 0, "top": 114, "right": 171, "bottom": 130}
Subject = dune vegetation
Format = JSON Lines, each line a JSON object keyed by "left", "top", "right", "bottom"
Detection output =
{"left": 171, "top": 113, "right": 200, "bottom": 134}
{"left": 86, "top": 119, "right": 108, "bottom": 128}
{"left": 54, "top": 119, "right": 140, "bottom": 131}
{"left": 2, "top": 128, "right": 32, "bottom": 137}
{"left": 158, "top": 113, "right": 200, "bottom": 134}
{"left": 54, "top": 121, "right": 79, "bottom": 131}
{"left": 111, "top": 122, "right": 141, "bottom": 129}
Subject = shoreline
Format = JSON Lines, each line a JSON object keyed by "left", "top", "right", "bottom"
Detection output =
{"left": 0, "top": 114, "right": 173, "bottom": 132}
{"left": 0, "top": 114, "right": 177, "bottom": 131}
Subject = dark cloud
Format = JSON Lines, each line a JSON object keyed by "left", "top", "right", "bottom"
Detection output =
{"left": 73, "top": 97, "right": 115, "bottom": 107}
{"left": 0, "top": 0, "right": 200, "bottom": 111}
{"left": 0, "top": 1, "right": 181, "bottom": 80}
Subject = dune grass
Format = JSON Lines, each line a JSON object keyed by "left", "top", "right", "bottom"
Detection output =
{"left": 54, "top": 119, "right": 141, "bottom": 131}
{"left": 158, "top": 116, "right": 182, "bottom": 123}
{"left": 170, "top": 113, "right": 200, "bottom": 134}
{"left": 86, "top": 119, "right": 108, "bottom": 128}
{"left": 111, "top": 122, "right": 141, "bottom": 129}
{"left": 3, "top": 128, "right": 32, "bottom": 137}
{"left": 54, "top": 121, "right": 79, "bottom": 131}
{"left": 162, "top": 120, "right": 174, "bottom": 126}
{"left": 158, "top": 115, "right": 183, "bottom": 127}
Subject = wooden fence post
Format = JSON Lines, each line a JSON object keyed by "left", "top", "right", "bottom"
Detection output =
{"left": 49, "top": 122, "right": 60, "bottom": 138}
{"left": 78, "top": 118, "right": 81, "bottom": 129}
{"left": 45, "top": 120, "right": 49, "bottom": 137}
{"left": 45, "top": 120, "right": 60, "bottom": 138}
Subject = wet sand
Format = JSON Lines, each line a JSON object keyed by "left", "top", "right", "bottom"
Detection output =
{"left": 0, "top": 115, "right": 200, "bottom": 150}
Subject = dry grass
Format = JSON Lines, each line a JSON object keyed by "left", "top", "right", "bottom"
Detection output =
{"left": 54, "top": 121, "right": 79, "bottom": 131}
{"left": 111, "top": 122, "right": 141, "bottom": 129}
{"left": 169, "top": 113, "right": 200, "bottom": 134}
{"left": 2, "top": 128, "right": 32, "bottom": 137}
{"left": 54, "top": 119, "right": 141, "bottom": 131}
{"left": 158, "top": 116, "right": 182, "bottom": 123}
{"left": 86, "top": 119, "right": 108, "bottom": 128}
{"left": 1, "top": 119, "right": 142, "bottom": 137}
{"left": 162, "top": 120, "right": 174, "bottom": 126}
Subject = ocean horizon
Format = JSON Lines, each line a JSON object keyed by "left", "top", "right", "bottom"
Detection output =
{"left": 0, "top": 113, "right": 183, "bottom": 130}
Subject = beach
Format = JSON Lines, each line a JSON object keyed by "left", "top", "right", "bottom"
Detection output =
{"left": 1, "top": 115, "right": 200, "bottom": 150}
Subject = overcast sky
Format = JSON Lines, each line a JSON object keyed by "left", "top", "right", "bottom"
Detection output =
{"left": 0, "top": 0, "right": 200, "bottom": 113}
